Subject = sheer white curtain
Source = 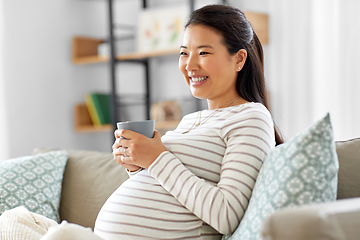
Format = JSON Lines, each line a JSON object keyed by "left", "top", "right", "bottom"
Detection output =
{"left": 0, "top": 0, "right": 9, "bottom": 160}
{"left": 267, "top": 0, "right": 360, "bottom": 141}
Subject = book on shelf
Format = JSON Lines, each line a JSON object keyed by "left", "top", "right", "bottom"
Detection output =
{"left": 85, "top": 93, "right": 111, "bottom": 126}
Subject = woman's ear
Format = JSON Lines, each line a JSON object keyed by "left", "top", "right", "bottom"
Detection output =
{"left": 236, "top": 49, "right": 247, "bottom": 72}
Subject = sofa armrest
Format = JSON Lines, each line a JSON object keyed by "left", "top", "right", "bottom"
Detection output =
{"left": 261, "top": 197, "right": 360, "bottom": 240}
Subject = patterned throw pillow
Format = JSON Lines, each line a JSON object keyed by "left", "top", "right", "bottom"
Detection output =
{"left": 0, "top": 151, "right": 68, "bottom": 222}
{"left": 224, "top": 113, "right": 339, "bottom": 240}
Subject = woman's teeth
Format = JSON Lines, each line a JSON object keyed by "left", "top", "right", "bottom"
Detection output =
{"left": 191, "top": 76, "right": 207, "bottom": 82}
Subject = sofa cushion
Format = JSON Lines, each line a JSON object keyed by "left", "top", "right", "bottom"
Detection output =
{"left": 0, "top": 151, "right": 68, "bottom": 223}
{"left": 223, "top": 113, "right": 339, "bottom": 240}
{"left": 336, "top": 138, "right": 360, "bottom": 199}
{"left": 261, "top": 197, "right": 360, "bottom": 240}
{"left": 33, "top": 148, "right": 129, "bottom": 230}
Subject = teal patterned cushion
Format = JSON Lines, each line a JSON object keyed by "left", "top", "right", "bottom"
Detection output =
{"left": 0, "top": 151, "right": 68, "bottom": 222}
{"left": 224, "top": 113, "right": 339, "bottom": 240}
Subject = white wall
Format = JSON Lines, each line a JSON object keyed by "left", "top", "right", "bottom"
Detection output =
{"left": 0, "top": 0, "right": 9, "bottom": 160}
{"left": 1, "top": 0, "right": 114, "bottom": 159}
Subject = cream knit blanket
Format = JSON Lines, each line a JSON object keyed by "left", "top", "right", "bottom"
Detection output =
{"left": 0, "top": 207, "right": 104, "bottom": 240}
{"left": 0, "top": 206, "right": 58, "bottom": 240}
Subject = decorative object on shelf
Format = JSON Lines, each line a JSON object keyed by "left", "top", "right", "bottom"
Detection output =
{"left": 151, "top": 100, "right": 182, "bottom": 122}
{"left": 97, "top": 42, "right": 109, "bottom": 57}
{"left": 85, "top": 93, "right": 111, "bottom": 126}
{"left": 137, "top": 6, "right": 189, "bottom": 53}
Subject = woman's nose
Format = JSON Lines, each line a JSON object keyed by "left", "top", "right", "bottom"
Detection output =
{"left": 185, "top": 55, "right": 199, "bottom": 71}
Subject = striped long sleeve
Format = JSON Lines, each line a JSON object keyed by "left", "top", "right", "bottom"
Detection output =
{"left": 148, "top": 103, "right": 275, "bottom": 234}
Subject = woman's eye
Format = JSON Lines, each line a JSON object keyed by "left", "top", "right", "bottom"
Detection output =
{"left": 200, "top": 51, "right": 209, "bottom": 55}
{"left": 180, "top": 52, "right": 187, "bottom": 56}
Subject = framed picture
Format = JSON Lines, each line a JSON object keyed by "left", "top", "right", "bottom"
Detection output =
{"left": 137, "top": 6, "right": 189, "bottom": 52}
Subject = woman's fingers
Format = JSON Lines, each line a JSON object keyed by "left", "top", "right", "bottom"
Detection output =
{"left": 113, "top": 128, "right": 166, "bottom": 169}
{"left": 114, "top": 129, "right": 138, "bottom": 140}
{"left": 114, "top": 153, "right": 123, "bottom": 164}
{"left": 114, "top": 129, "right": 125, "bottom": 138}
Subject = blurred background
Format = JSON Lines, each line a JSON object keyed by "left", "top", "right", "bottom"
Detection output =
{"left": 1, "top": 0, "right": 359, "bottom": 160}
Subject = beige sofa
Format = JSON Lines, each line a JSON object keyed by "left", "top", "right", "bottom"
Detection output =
{"left": 34, "top": 137, "right": 360, "bottom": 239}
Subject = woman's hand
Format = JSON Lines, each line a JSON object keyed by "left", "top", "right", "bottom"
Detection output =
{"left": 112, "top": 134, "right": 142, "bottom": 172}
{"left": 113, "top": 129, "right": 167, "bottom": 169}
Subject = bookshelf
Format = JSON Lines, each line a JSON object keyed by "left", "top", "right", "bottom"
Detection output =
{"left": 72, "top": 1, "right": 269, "bottom": 133}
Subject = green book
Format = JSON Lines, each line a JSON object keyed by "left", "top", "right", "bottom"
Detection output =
{"left": 88, "top": 93, "right": 111, "bottom": 125}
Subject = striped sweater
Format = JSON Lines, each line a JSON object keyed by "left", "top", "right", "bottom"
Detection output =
{"left": 94, "top": 102, "right": 275, "bottom": 240}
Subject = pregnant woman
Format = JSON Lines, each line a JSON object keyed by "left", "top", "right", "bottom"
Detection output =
{"left": 95, "top": 4, "right": 282, "bottom": 240}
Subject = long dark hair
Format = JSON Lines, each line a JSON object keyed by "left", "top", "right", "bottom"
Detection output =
{"left": 185, "top": 4, "right": 283, "bottom": 145}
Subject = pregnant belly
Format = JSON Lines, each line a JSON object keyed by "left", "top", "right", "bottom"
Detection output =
{"left": 94, "top": 170, "right": 202, "bottom": 240}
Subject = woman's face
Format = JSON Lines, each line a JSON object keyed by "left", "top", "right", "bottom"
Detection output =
{"left": 179, "top": 24, "right": 245, "bottom": 109}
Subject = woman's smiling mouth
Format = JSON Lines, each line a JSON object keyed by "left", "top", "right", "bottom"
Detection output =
{"left": 190, "top": 76, "right": 208, "bottom": 82}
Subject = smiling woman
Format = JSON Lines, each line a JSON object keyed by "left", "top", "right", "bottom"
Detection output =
{"left": 98, "top": 4, "right": 280, "bottom": 240}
